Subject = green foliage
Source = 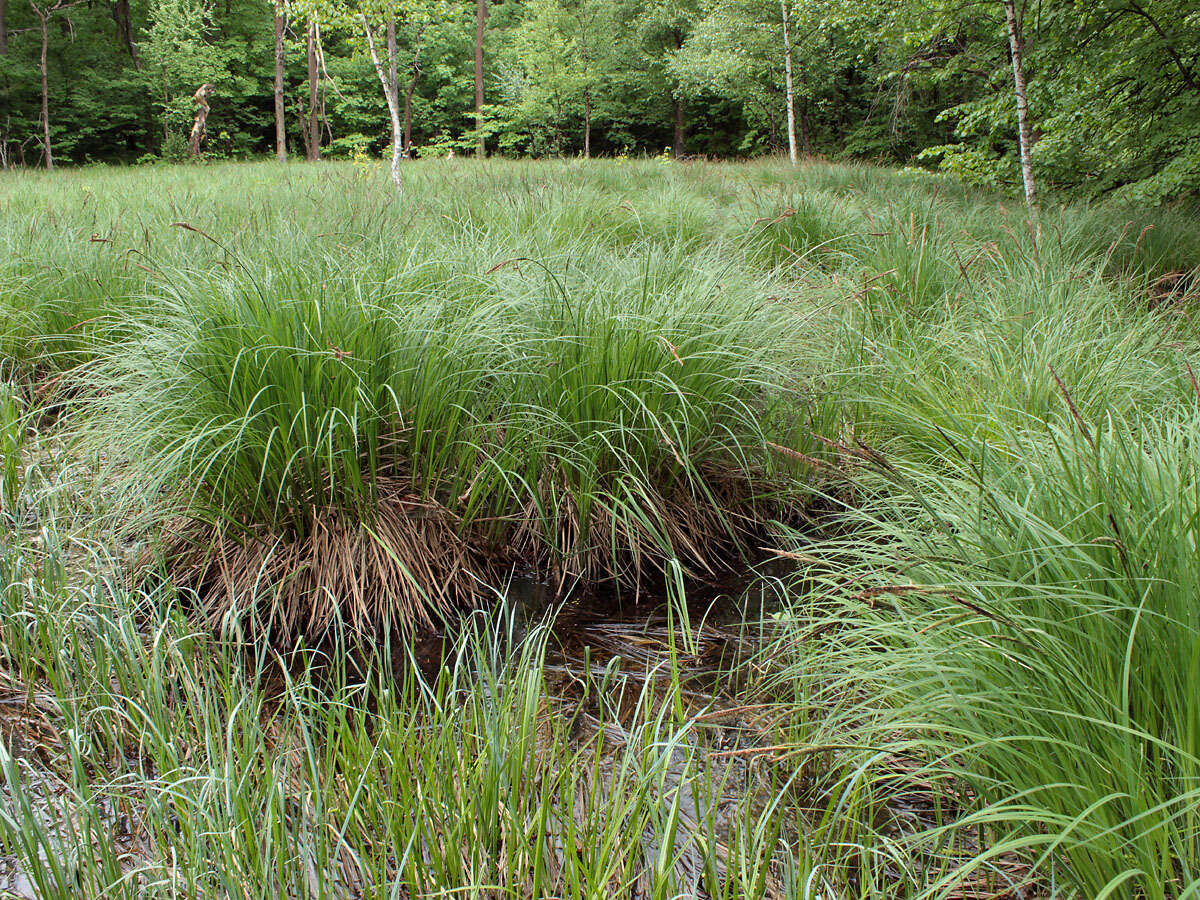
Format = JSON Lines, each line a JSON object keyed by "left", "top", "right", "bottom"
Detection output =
{"left": 0, "top": 523, "right": 810, "bottom": 897}
{"left": 0, "top": 380, "right": 24, "bottom": 518}
{"left": 10, "top": 161, "right": 831, "bottom": 635}
{"left": 1, "top": 0, "right": 1196, "bottom": 200}
{"left": 140, "top": 0, "right": 233, "bottom": 139}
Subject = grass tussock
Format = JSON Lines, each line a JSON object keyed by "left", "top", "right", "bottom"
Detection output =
{"left": 81, "top": 247, "right": 818, "bottom": 638}
{"left": 769, "top": 408, "right": 1200, "bottom": 896}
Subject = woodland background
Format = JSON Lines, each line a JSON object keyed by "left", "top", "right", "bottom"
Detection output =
{"left": 0, "top": 0, "right": 1197, "bottom": 202}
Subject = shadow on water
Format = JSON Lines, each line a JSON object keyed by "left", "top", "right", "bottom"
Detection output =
{"left": 409, "top": 554, "right": 793, "bottom": 705}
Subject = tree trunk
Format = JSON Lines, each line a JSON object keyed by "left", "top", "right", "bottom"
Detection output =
{"left": 305, "top": 21, "right": 320, "bottom": 160}
{"left": 35, "top": 7, "right": 51, "bottom": 168}
{"left": 161, "top": 68, "right": 169, "bottom": 142}
{"left": 384, "top": 28, "right": 400, "bottom": 180}
{"left": 274, "top": 0, "right": 286, "bottom": 162}
{"left": 402, "top": 72, "right": 417, "bottom": 157}
{"left": 670, "top": 27, "right": 686, "bottom": 159}
{"left": 672, "top": 96, "right": 686, "bottom": 159}
{"left": 798, "top": 97, "right": 811, "bottom": 154}
{"left": 188, "top": 83, "right": 212, "bottom": 157}
{"left": 1002, "top": 0, "right": 1036, "bottom": 210}
{"left": 362, "top": 19, "right": 403, "bottom": 186}
{"left": 111, "top": 0, "right": 138, "bottom": 67}
{"left": 385, "top": 19, "right": 401, "bottom": 161}
{"left": 583, "top": 87, "right": 591, "bottom": 158}
{"left": 781, "top": 0, "right": 798, "bottom": 165}
{"left": 402, "top": 35, "right": 422, "bottom": 157}
{"left": 386, "top": 19, "right": 397, "bottom": 102}
{"left": 474, "top": 0, "right": 487, "bottom": 158}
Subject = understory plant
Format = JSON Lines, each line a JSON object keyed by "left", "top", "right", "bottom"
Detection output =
{"left": 0, "top": 519, "right": 811, "bottom": 898}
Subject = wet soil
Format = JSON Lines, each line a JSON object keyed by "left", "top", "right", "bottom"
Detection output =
{"left": 409, "top": 554, "right": 791, "bottom": 686}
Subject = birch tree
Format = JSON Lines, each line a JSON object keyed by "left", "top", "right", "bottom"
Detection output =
{"left": 341, "top": 0, "right": 450, "bottom": 183}
{"left": 781, "top": 0, "right": 797, "bottom": 163}
{"left": 1001, "top": 0, "right": 1034, "bottom": 208}
{"left": 360, "top": 8, "right": 403, "bottom": 183}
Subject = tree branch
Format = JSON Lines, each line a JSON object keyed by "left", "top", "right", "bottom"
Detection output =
{"left": 1123, "top": 0, "right": 1198, "bottom": 91}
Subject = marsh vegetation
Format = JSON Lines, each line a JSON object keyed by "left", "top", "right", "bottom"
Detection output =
{"left": 1, "top": 158, "right": 1199, "bottom": 897}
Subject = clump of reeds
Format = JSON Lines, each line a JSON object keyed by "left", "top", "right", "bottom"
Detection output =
{"left": 84, "top": 246, "right": 822, "bottom": 640}
{"left": 767, "top": 408, "right": 1200, "bottom": 895}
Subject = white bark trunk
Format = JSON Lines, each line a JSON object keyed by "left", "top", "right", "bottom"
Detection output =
{"left": 781, "top": 0, "right": 797, "bottom": 165}
{"left": 362, "top": 18, "right": 403, "bottom": 187}
{"left": 1003, "top": 0, "right": 1036, "bottom": 210}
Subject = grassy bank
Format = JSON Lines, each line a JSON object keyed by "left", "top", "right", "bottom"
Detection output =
{"left": 1, "top": 157, "right": 1199, "bottom": 897}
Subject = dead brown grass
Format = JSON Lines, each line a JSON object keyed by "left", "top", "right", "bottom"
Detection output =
{"left": 151, "top": 478, "right": 493, "bottom": 641}
{"left": 141, "top": 465, "right": 786, "bottom": 642}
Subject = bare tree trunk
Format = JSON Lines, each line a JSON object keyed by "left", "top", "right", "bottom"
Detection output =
{"left": 402, "top": 32, "right": 423, "bottom": 157}
{"left": 188, "top": 83, "right": 212, "bottom": 157}
{"left": 798, "top": 97, "right": 810, "bottom": 154}
{"left": 274, "top": 0, "right": 286, "bottom": 162}
{"left": 35, "top": 6, "right": 51, "bottom": 168}
{"left": 474, "top": 0, "right": 487, "bottom": 157}
{"left": 672, "top": 96, "right": 686, "bottom": 158}
{"left": 161, "top": 68, "right": 169, "bottom": 142}
{"left": 669, "top": 27, "right": 686, "bottom": 159}
{"left": 305, "top": 20, "right": 320, "bottom": 160}
{"left": 386, "top": 19, "right": 397, "bottom": 102}
{"left": 362, "top": 19, "right": 402, "bottom": 186}
{"left": 402, "top": 70, "right": 417, "bottom": 157}
{"left": 1003, "top": 0, "right": 1036, "bottom": 210}
{"left": 111, "top": 0, "right": 138, "bottom": 66}
{"left": 582, "top": 88, "right": 591, "bottom": 158}
{"left": 781, "top": 0, "right": 798, "bottom": 165}
{"left": 385, "top": 19, "right": 401, "bottom": 161}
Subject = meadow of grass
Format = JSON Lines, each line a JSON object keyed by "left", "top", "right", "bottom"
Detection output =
{"left": 1, "top": 156, "right": 1198, "bottom": 897}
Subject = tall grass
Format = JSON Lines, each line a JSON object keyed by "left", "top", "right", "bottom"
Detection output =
{"left": 80, "top": 238, "right": 824, "bottom": 638}
{"left": 0, "top": 378, "right": 25, "bottom": 517}
{"left": 768, "top": 408, "right": 1200, "bottom": 895}
{"left": 4, "top": 156, "right": 1200, "bottom": 897}
{"left": 0, "top": 505, "right": 811, "bottom": 898}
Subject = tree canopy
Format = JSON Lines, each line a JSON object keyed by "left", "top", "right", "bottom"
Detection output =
{"left": 0, "top": 0, "right": 1196, "bottom": 200}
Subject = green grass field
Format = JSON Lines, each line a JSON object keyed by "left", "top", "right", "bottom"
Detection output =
{"left": 1, "top": 158, "right": 1198, "bottom": 898}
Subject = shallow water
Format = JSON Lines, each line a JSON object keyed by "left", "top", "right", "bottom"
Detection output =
{"left": 410, "top": 555, "right": 789, "bottom": 696}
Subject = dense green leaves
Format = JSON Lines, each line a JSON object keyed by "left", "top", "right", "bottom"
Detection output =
{"left": 0, "top": 0, "right": 1197, "bottom": 199}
